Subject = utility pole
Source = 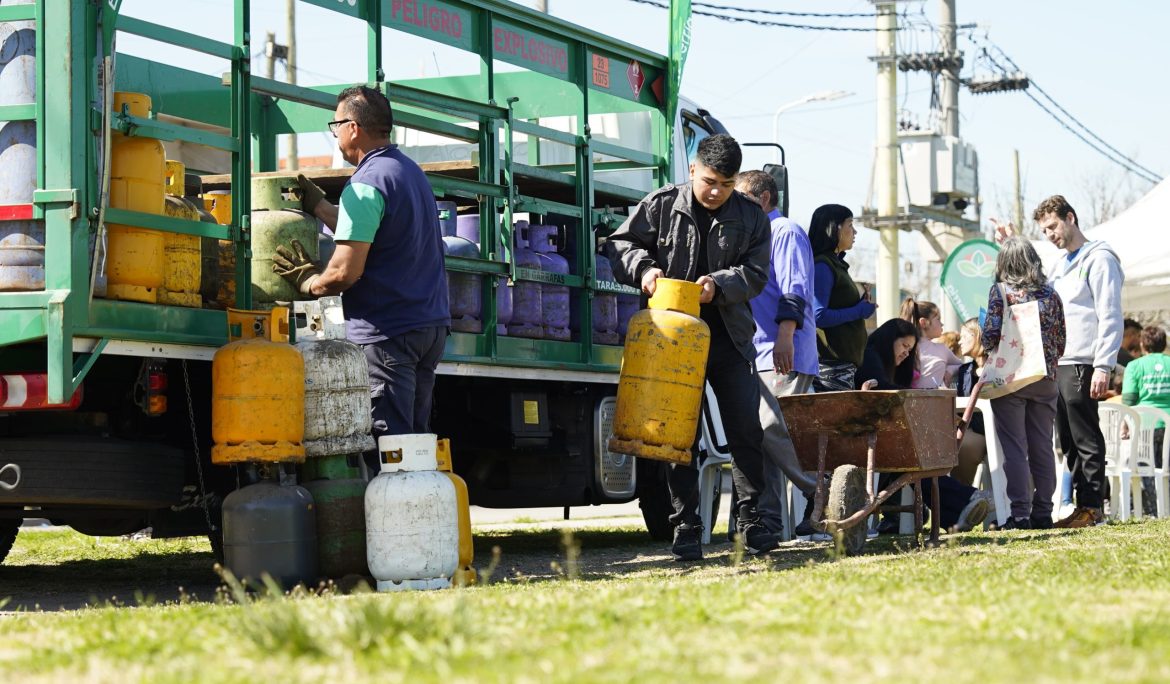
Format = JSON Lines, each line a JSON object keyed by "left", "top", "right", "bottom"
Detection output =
{"left": 874, "top": 1, "right": 899, "bottom": 323}
{"left": 285, "top": 0, "right": 298, "bottom": 170}
{"left": 940, "top": 0, "right": 959, "bottom": 137}
{"left": 1013, "top": 149, "right": 1023, "bottom": 230}
{"left": 265, "top": 31, "right": 277, "bottom": 81}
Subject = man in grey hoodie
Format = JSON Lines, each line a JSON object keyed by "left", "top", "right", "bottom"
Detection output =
{"left": 1035, "top": 195, "right": 1124, "bottom": 528}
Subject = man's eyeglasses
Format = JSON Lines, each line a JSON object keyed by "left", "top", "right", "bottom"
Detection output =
{"left": 328, "top": 119, "right": 356, "bottom": 137}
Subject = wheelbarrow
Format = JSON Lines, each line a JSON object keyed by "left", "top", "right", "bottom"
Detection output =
{"left": 778, "top": 387, "right": 981, "bottom": 555}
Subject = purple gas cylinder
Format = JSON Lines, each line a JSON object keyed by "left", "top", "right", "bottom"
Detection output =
{"left": 506, "top": 221, "right": 544, "bottom": 339}
{"left": 455, "top": 213, "right": 510, "bottom": 334}
{"left": 441, "top": 237, "right": 483, "bottom": 334}
{"left": 591, "top": 253, "right": 620, "bottom": 345}
{"left": 437, "top": 201, "right": 458, "bottom": 238}
{"left": 528, "top": 224, "right": 570, "bottom": 341}
{"left": 617, "top": 291, "right": 641, "bottom": 343}
{"left": 439, "top": 202, "right": 482, "bottom": 333}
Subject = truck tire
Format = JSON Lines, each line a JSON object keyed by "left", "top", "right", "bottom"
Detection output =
{"left": 0, "top": 437, "right": 185, "bottom": 508}
{"left": 0, "top": 518, "right": 18, "bottom": 565}
{"left": 636, "top": 459, "right": 673, "bottom": 541}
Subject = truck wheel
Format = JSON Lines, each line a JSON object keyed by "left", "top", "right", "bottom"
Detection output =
{"left": 0, "top": 518, "right": 19, "bottom": 565}
{"left": 827, "top": 464, "right": 868, "bottom": 556}
{"left": 636, "top": 459, "right": 673, "bottom": 541}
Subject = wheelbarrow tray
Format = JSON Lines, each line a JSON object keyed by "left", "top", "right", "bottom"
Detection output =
{"left": 778, "top": 389, "right": 958, "bottom": 473}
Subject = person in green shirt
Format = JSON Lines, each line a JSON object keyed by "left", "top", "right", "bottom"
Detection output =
{"left": 1122, "top": 326, "right": 1170, "bottom": 460}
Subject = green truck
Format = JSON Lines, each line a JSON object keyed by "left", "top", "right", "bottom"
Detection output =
{"left": 0, "top": 0, "right": 752, "bottom": 563}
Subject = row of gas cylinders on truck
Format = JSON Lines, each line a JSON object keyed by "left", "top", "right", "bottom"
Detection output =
{"left": 440, "top": 207, "right": 641, "bottom": 344}
{"left": 210, "top": 303, "right": 473, "bottom": 590}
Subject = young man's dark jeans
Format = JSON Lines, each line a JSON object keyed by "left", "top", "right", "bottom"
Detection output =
{"left": 360, "top": 325, "right": 447, "bottom": 475}
{"left": 1055, "top": 364, "right": 1107, "bottom": 509}
{"left": 668, "top": 331, "right": 767, "bottom": 529}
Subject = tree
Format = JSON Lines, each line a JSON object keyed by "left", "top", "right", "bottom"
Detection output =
{"left": 1076, "top": 164, "right": 1145, "bottom": 228}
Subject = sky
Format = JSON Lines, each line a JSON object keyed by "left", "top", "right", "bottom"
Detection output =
{"left": 117, "top": 0, "right": 1169, "bottom": 294}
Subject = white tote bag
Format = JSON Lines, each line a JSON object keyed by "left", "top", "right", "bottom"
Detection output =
{"left": 980, "top": 284, "right": 1049, "bottom": 399}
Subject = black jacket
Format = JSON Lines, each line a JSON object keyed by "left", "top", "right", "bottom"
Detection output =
{"left": 604, "top": 182, "right": 770, "bottom": 362}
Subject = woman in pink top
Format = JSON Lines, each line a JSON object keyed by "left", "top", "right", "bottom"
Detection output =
{"left": 900, "top": 299, "right": 963, "bottom": 389}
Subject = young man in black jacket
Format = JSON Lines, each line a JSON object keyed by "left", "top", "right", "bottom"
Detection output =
{"left": 605, "top": 134, "right": 777, "bottom": 560}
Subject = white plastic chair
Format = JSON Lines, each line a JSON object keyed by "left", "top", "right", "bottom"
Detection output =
{"left": 1130, "top": 406, "right": 1170, "bottom": 518}
{"left": 697, "top": 382, "right": 791, "bottom": 543}
{"left": 1100, "top": 404, "right": 1141, "bottom": 521}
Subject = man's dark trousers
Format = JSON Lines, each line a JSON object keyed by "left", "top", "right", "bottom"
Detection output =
{"left": 361, "top": 325, "right": 446, "bottom": 474}
{"left": 668, "top": 330, "right": 767, "bottom": 528}
{"left": 1055, "top": 364, "right": 1107, "bottom": 508}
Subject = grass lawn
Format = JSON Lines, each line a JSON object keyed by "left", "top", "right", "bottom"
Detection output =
{"left": 2, "top": 520, "right": 1170, "bottom": 683}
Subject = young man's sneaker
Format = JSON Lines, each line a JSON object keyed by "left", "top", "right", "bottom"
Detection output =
{"left": 1054, "top": 506, "right": 1105, "bottom": 529}
{"left": 737, "top": 520, "right": 779, "bottom": 555}
{"left": 997, "top": 516, "right": 1031, "bottom": 531}
{"left": 954, "top": 491, "right": 991, "bottom": 532}
{"left": 1029, "top": 514, "right": 1054, "bottom": 530}
{"left": 671, "top": 524, "right": 703, "bottom": 561}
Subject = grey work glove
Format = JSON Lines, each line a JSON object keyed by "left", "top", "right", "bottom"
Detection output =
{"left": 297, "top": 173, "right": 326, "bottom": 215}
{"left": 272, "top": 239, "right": 321, "bottom": 296}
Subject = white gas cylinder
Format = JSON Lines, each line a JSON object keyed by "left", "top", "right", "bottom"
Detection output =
{"left": 366, "top": 433, "right": 459, "bottom": 591}
{"left": 294, "top": 297, "right": 375, "bottom": 457}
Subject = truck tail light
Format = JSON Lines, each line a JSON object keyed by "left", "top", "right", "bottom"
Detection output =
{"left": 136, "top": 360, "right": 168, "bottom": 416}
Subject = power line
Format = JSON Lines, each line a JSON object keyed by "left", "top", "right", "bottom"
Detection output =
{"left": 967, "top": 35, "right": 1160, "bottom": 184}
{"left": 978, "top": 40, "right": 1160, "bottom": 182}
{"left": 626, "top": 0, "right": 897, "bottom": 31}
{"left": 691, "top": 2, "right": 876, "bottom": 18}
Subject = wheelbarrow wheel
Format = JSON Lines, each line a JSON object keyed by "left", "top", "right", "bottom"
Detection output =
{"left": 827, "top": 465, "right": 867, "bottom": 556}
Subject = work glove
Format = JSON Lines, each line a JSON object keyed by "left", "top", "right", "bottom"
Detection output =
{"left": 272, "top": 239, "right": 321, "bottom": 296}
{"left": 296, "top": 173, "right": 326, "bottom": 215}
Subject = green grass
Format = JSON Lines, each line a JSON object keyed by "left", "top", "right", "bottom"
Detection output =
{"left": 3, "top": 521, "right": 1170, "bottom": 683}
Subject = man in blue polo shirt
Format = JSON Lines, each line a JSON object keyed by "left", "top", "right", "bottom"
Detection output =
{"left": 273, "top": 85, "right": 449, "bottom": 472}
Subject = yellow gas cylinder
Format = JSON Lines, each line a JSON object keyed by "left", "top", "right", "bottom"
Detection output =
{"left": 212, "top": 307, "right": 306, "bottom": 464}
{"left": 607, "top": 278, "right": 710, "bottom": 465}
{"left": 201, "top": 191, "right": 236, "bottom": 308}
{"left": 158, "top": 160, "right": 202, "bottom": 307}
{"left": 106, "top": 92, "right": 165, "bottom": 303}
{"left": 436, "top": 438, "right": 476, "bottom": 586}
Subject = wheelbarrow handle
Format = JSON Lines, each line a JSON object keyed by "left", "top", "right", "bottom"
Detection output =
{"left": 956, "top": 380, "right": 987, "bottom": 443}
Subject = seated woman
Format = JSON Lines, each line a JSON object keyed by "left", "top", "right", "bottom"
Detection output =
{"left": 952, "top": 318, "right": 987, "bottom": 486}
{"left": 859, "top": 319, "right": 993, "bottom": 533}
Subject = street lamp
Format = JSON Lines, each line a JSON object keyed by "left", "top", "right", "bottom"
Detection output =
{"left": 772, "top": 89, "right": 853, "bottom": 162}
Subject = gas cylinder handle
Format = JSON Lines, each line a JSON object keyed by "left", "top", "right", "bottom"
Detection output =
{"left": 226, "top": 308, "right": 265, "bottom": 341}
{"left": 164, "top": 160, "right": 185, "bottom": 197}
{"left": 382, "top": 448, "right": 404, "bottom": 465}
{"left": 270, "top": 306, "right": 291, "bottom": 343}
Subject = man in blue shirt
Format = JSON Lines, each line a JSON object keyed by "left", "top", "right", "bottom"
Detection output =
{"left": 736, "top": 171, "right": 819, "bottom": 536}
{"left": 273, "top": 86, "right": 450, "bottom": 473}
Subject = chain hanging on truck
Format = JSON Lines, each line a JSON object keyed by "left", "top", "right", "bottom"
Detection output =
{"left": 182, "top": 360, "right": 217, "bottom": 537}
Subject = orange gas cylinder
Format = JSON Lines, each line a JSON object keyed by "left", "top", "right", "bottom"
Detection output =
{"left": 212, "top": 307, "right": 305, "bottom": 464}
{"left": 436, "top": 438, "right": 475, "bottom": 586}
{"left": 159, "top": 160, "right": 202, "bottom": 307}
{"left": 608, "top": 278, "right": 710, "bottom": 465}
{"left": 106, "top": 92, "right": 165, "bottom": 303}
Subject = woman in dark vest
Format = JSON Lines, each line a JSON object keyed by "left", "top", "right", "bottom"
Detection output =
{"left": 808, "top": 204, "right": 877, "bottom": 392}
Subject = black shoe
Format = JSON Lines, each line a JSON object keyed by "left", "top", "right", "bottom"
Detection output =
{"left": 737, "top": 520, "right": 779, "bottom": 556}
{"left": 672, "top": 524, "right": 703, "bottom": 561}
{"left": 1029, "top": 515, "right": 1054, "bottom": 530}
{"left": 876, "top": 517, "right": 900, "bottom": 535}
{"left": 794, "top": 495, "right": 817, "bottom": 537}
{"left": 997, "top": 516, "right": 1031, "bottom": 530}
